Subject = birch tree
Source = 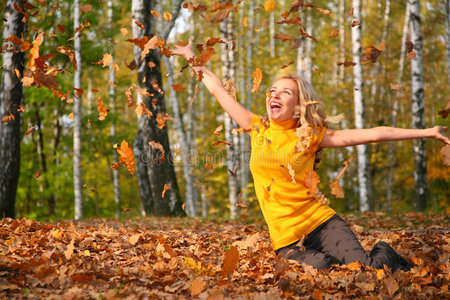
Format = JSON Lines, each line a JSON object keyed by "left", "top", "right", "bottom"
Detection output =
{"left": 220, "top": 10, "right": 240, "bottom": 220}
{"left": 408, "top": 0, "right": 427, "bottom": 211}
{"left": 107, "top": 0, "right": 121, "bottom": 219}
{"left": 73, "top": 0, "right": 83, "bottom": 220}
{"left": 0, "top": 0, "right": 27, "bottom": 218}
{"left": 386, "top": 3, "right": 410, "bottom": 211}
{"left": 351, "top": 0, "right": 371, "bottom": 212}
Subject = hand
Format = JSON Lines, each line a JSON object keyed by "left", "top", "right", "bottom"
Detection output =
{"left": 431, "top": 126, "right": 450, "bottom": 145}
{"left": 172, "top": 38, "right": 195, "bottom": 61}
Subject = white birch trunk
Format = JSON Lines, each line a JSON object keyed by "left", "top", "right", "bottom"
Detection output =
{"left": 338, "top": 0, "right": 345, "bottom": 83}
{"left": 351, "top": 0, "right": 371, "bottom": 212}
{"left": 107, "top": 0, "right": 121, "bottom": 219}
{"left": 408, "top": 0, "right": 427, "bottom": 210}
{"left": 163, "top": 57, "right": 197, "bottom": 217}
{"left": 270, "top": 12, "right": 275, "bottom": 58}
{"left": 73, "top": 0, "right": 83, "bottom": 220}
{"left": 386, "top": 3, "right": 410, "bottom": 211}
{"left": 220, "top": 12, "right": 239, "bottom": 220}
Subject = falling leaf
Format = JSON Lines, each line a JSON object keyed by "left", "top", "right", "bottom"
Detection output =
{"left": 116, "top": 140, "right": 135, "bottom": 175}
{"left": 1, "top": 113, "right": 15, "bottom": 123}
{"left": 351, "top": 20, "right": 360, "bottom": 27}
{"left": 68, "top": 112, "right": 74, "bottom": 119}
{"left": 221, "top": 246, "right": 239, "bottom": 277}
{"left": 264, "top": 0, "right": 276, "bottom": 13}
{"left": 241, "top": 16, "right": 248, "bottom": 27}
{"left": 57, "top": 24, "right": 65, "bottom": 33}
{"left": 162, "top": 183, "right": 171, "bottom": 198}
{"left": 56, "top": 46, "right": 77, "bottom": 70}
{"left": 80, "top": 5, "right": 92, "bottom": 12}
{"left": 150, "top": 10, "right": 160, "bottom": 17}
{"left": 213, "top": 125, "right": 223, "bottom": 136}
{"left": 304, "top": 170, "right": 320, "bottom": 196}
{"left": 212, "top": 141, "right": 232, "bottom": 146}
{"left": 437, "top": 100, "right": 450, "bottom": 119}
{"left": 273, "top": 32, "right": 293, "bottom": 42}
{"left": 390, "top": 83, "right": 403, "bottom": 91}
{"left": 201, "top": 6, "right": 232, "bottom": 23}
{"left": 337, "top": 61, "right": 356, "bottom": 67}
{"left": 110, "top": 162, "right": 121, "bottom": 170}
{"left": 97, "top": 97, "right": 108, "bottom": 120}
{"left": 135, "top": 103, "right": 153, "bottom": 117}
{"left": 120, "top": 28, "right": 128, "bottom": 36}
{"left": 149, "top": 141, "right": 165, "bottom": 160}
{"left": 281, "top": 61, "right": 294, "bottom": 69}
{"left": 163, "top": 12, "right": 172, "bottom": 21}
{"left": 329, "top": 28, "right": 339, "bottom": 38}
{"left": 441, "top": 145, "right": 450, "bottom": 166}
{"left": 250, "top": 68, "right": 262, "bottom": 93}
{"left": 24, "top": 126, "right": 37, "bottom": 135}
{"left": 34, "top": 171, "right": 41, "bottom": 179}
{"left": 407, "top": 50, "right": 416, "bottom": 59}
{"left": 329, "top": 180, "right": 344, "bottom": 198}
{"left": 141, "top": 35, "right": 160, "bottom": 61}
{"left": 316, "top": 7, "right": 332, "bottom": 16}
{"left": 204, "top": 163, "right": 213, "bottom": 169}
{"left": 135, "top": 20, "right": 145, "bottom": 29}
{"left": 171, "top": 83, "right": 185, "bottom": 92}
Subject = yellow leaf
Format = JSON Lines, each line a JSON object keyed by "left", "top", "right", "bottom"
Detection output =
{"left": 264, "top": 0, "right": 276, "bottom": 13}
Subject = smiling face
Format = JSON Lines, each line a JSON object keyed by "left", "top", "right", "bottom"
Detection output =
{"left": 266, "top": 78, "right": 299, "bottom": 122}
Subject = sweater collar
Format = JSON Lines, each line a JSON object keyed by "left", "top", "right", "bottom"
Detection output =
{"left": 269, "top": 118, "right": 298, "bottom": 131}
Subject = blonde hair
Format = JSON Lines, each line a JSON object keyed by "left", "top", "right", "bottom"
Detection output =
{"left": 262, "top": 74, "right": 327, "bottom": 130}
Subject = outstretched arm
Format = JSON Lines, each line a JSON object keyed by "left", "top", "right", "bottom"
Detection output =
{"left": 320, "top": 126, "right": 450, "bottom": 148}
{"left": 171, "top": 39, "right": 254, "bottom": 130}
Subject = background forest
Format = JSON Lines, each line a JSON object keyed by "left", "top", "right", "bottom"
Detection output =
{"left": 0, "top": 0, "right": 449, "bottom": 222}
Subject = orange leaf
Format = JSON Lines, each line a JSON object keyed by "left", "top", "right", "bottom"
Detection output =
{"left": 264, "top": 0, "right": 276, "bottom": 13}
{"left": 213, "top": 125, "right": 223, "bottom": 136}
{"left": 329, "top": 180, "right": 344, "bottom": 198}
{"left": 135, "top": 103, "right": 153, "bottom": 117}
{"left": 24, "top": 125, "right": 37, "bottom": 135}
{"left": 149, "top": 141, "right": 165, "bottom": 160}
{"left": 110, "top": 162, "right": 121, "bottom": 170}
{"left": 120, "top": 28, "right": 128, "bottom": 36}
{"left": 163, "top": 12, "right": 172, "bottom": 21}
{"left": 162, "top": 183, "right": 171, "bottom": 198}
{"left": 97, "top": 97, "right": 108, "bottom": 120}
{"left": 250, "top": 68, "right": 262, "bottom": 93}
{"left": 212, "top": 140, "right": 232, "bottom": 146}
{"left": 316, "top": 7, "right": 332, "bottom": 16}
{"left": 190, "top": 278, "right": 206, "bottom": 297}
{"left": 220, "top": 246, "right": 239, "bottom": 277}
{"left": 34, "top": 171, "right": 41, "bottom": 179}
{"left": 329, "top": 28, "right": 339, "bottom": 38}
{"left": 171, "top": 83, "right": 185, "bottom": 92}
{"left": 68, "top": 112, "right": 74, "bottom": 119}
{"left": 304, "top": 170, "right": 320, "bottom": 195}
{"left": 150, "top": 10, "right": 160, "bottom": 17}
{"left": 57, "top": 24, "right": 66, "bottom": 34}
{"left": 205, "top": 163, "right": 213, "bottom": 169}
{"left": 116, "top": 140, "right": 136, "bottom": 175}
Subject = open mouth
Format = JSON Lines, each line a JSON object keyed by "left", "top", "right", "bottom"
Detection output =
{"left": 270, "top": 101, "right": 282, "bottom": 112}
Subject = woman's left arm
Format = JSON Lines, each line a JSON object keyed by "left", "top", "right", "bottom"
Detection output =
{"left": 319, "top": 126, "right": 450, "bottom": 148}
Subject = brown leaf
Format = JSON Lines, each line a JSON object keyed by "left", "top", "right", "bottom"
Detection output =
{"left": 328, "top": 28, "right": 339, "bottom": 38}
{"left": 171, "top": 83, "right": 185, "bottom": 92}
{"left": 383, "top": 277, "right": 399, "bottom": 297}
{"left": 129, "top": 234, "right": 141, "bottom": 245}
{"left": 190, "top": 278, "right": 207, "bottom": 296}
{"left": 201, "top": 6, "right": 232, "bottom": 23}
{"left": 221, "top": 246, "right": 239, "bottom": 277}
{"left": 64, "top": 239, "right": 75, "bottom": 260}
{"left": 329, "top": 180, "right": 344, "bottom": 198}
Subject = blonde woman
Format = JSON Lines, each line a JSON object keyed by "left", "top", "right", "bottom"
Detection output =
{"left": 172, "top": 40, "right": 450, "bottom": 271}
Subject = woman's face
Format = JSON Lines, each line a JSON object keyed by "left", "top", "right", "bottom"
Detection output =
{"left": 266, "top": 78, "right": 299, "bottom": 122}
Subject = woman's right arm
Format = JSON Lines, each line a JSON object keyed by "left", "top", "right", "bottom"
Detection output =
{"left": 172, "top": 39, "right": 254, "bottom": 130}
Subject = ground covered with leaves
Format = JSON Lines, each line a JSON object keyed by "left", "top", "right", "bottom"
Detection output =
{"left": 1, "top": 212, "right": 449, "bottom": 299}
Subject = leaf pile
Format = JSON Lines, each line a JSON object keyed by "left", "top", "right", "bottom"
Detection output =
{"left": 1, "top": 212, "right": 449, "bottom": 299}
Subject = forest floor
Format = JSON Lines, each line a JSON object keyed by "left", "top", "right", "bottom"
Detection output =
{"left": 0, "top": 212, "right": 449, "bottom": 299}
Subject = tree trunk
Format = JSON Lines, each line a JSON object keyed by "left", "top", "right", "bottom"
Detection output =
{"left": 73, "top": 0, "right": 83, "bottom": 220}
{"left": 163, "top": 56, "right": 198, "bottom": 217}
{"left": 220, "top": 9, "right": 239, "bottom": 220}
{"left": 107, "top": 0, "right": 121, "bottom": 219}
{"left": 132, "top": 0, "right": 184, "bottom": 216}
{"left": 0, "top": 0, "right": 27, "bottom": 218}
{"left": 386, "top": 3, "right": 410, "bottom": 211}
{"left": 408, "top": 0, "right": 427, "bottom": 211}
{"left": 446, "top": 0, "right": 450, "bottom": 84}
{"left": 351, "top": 0, "right": 371, "bottom": 212}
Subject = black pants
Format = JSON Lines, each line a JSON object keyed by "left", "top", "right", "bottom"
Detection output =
{"left": 275, "top": 215, "right": 413, "bottom": 271}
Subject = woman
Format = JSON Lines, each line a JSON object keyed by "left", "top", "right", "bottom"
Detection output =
{"left": 172, "top": 39, "right": 450, "bottom": 271}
